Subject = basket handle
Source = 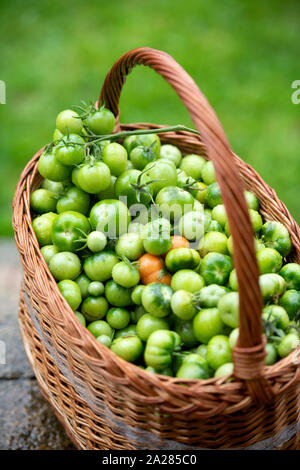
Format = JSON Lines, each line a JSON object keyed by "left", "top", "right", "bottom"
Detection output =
{"left": 98, "top": 47, "right": 272, "bottom": 402}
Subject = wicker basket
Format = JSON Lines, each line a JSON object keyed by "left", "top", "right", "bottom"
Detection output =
{"left": 13, "top": 47, "right": 300, "bottom": 450}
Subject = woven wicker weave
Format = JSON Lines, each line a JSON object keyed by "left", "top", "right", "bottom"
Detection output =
{"left": 13, "top": 48, "right": 300, "bottom": 449}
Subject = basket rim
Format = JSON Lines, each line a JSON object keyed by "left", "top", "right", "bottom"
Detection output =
{"left": 12, "top": 123, "right": 300, "bottom": 401}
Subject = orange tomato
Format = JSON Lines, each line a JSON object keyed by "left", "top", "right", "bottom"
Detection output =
{"left": 138, "top": 253, "right": 171, "bottom": 285}
{"left": 169, "top": 236, "right": 189, "bottom": 251}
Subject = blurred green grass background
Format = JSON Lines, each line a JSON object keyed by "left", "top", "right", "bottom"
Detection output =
{"left": 1, "top": 0, "right": 299, "bottom": 236}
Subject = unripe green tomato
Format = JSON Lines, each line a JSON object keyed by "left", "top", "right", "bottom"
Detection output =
{"left": 257, "top": 247, "right": 282, "bottom": 274}
{"left": 277, "top": 333, "right": 300, "bottom": 358}
{"left": 86, "top": 108, "right": 116, "bottom": 135}
{"left": 131, "top": 285, "right": 145, "bottom": 305}
{"left": 159, "top": 144, "right": 182, "bottom": 167}
{"left": 279, "top": 263, "right": 300, "bottom": 291}
{"left": 30, "top": 189, "right": 57, "bottom": 214}
{"left": 136, "top": 314, "right": 169, "bottom": 341}
{"left": 49, "top": 251, "right": 81, "bottom": 281}
{"left": 171, "top": 290, "right": 197, "bottom": 320}
{"left": 201, "top": 160, "right": 216, "bottom": 185}
{"left": 111, "top": 335, "right": 143, "bottom": 362}
{"left": 87, "top": 320, "right": 113, "bottom": 338}
{"left": 171, "top": 269, "right": 205, "bottom": 293}
{"left": 193, "top": 308, "right": 224, "bottom": 344}
{"left": 179, "top": 154, "right": 206, "bottom": 180}
{"left": 81, "top": 296, "right": 109, "bottom": 321}
{"left": 229, "top": 328, "right": 239, "bottom": 348}
{"left": 106, "top": 307, "right": 131, "bottom": 330}
{"left": 211, "top": 204, "right": 227, "bottom": 228}
{"left": 74, "top": 273, "right": 91, "bottom": 299}
{"left": 58, "top": 279, "right": 82, "bottom": 311}
{"left": 206, "top": 335, "right": 232, "bottom": 371}
{"left": 88, "top": 281, "right": 104, "bottom": 297}
{"left": 56, "top": 109, "right": 83, "bottom": 135}
{"left": 265, "top": 343, "right": 277, "bottom": 365}
{"left": 41, "top": 244, "right": 59, "bottom": 265}
{"left": 214, "top": 362, "right": 234, "bottom": 378}
{"left": 244, "top": 191, "right": 259, "bottom": 211}
{"left": 97, "top": 335, "right": 112, "bottom": 347}
{"left": 218, "top": 292, "right": 239, "bottom": 329}
{"left": 74, "top": 312, "right": 86, "bottom": 327}
{"left": 198, "top": 231, "right": 228, "bottom": 257}
{"left": 102, "top": 143, "right": 128, "bottom": 176}
{"left": 33, "top": 212, "right": 58, "bottom": 247}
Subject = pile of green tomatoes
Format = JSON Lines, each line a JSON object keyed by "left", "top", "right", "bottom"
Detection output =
{"left": 30, "top": 103, "right": 300, "bottom": 380}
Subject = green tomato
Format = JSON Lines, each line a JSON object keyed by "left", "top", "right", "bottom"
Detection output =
{"left": 277, "top": 333, "right": 300, "bottom": 358}
{"left": 131, "top": 305, "right": 147, "bottom": 324}
{"left": 192, "top": 181, "right": 208, "bottom": 204}
{"left": 200, "top": 252, "right": 233, "bottom": 286}
{"left": 259, "top": 273, "right": 281, "bottom": 302}
{"left": 244, "top": 191, "right": 259, "bottom": 211}
{"left": 41, "top": 179, "right": 65, "bottom": 195}
{"left": 195, "top": 344, "right": 208, "bottom": 359}
{"left": 123, "top": 135, "right": 138, "bottom": 153}
{"left": 249, "top": 209, "right": 263, "bottom": 233}
{"left": 143, "top": 232, "right": 172, "bottom": 256}
{"left": 52, "top": 211, "right": 90, "bottom": 252}
{"left": 112, "top": 261, "right": 140, "bottom": 288}
{"left": 131, "top": 285, "right": 145, "bottom": 305}
{"left": 176, "top": 361, "right": 209, "bottom": 379}
{"left": 155, "top": 186, "right": 194, "bottom": 222}
{"left": 257, "top": 247, "right": 282, "bottom": 274}
{"left": 30, "top": 189, "right": 57, "bottom": 214}
{"left": 74, "top": 272, "right": 91, "bottom": 299}
{"left": 58, "top": 279, "right": 82, "bottom": 311}
{"left": 179, "top": 154, "right": 206, "bottom": 180}
{"left": 174, "top": 318, "right": 198, "bottom": 347}
{"left": 75, "top": 312, "right": 86, "bottom": 327}
{"left": 279, "top": 290, "right": 300, "bottom": 320}
{"left": 55, "top": 134, "right": 85, "bottom": 166}
{"left": 87, "top": 320, "right": 113, "bottom": 338}
{"left": 165, "top": 248, "right": 200, "bottom": 273}
{"left": 86, "top": 231, "right": 107, "bottom": 252}
{"left": 142, "top": 160, "right": 178, "bottom": 196}
{"left": 115, "top": 324, "right": 138, "bottom": 338}
{"left": 88, "top": 281, "right": 104, "bottom": 297}
{"left": 40, "top": 244, "right": 59, "bottom": 265}
{"left": 201, "top": 160, "right": 216, "bottom": 185}
{"left": 211, "top": 204, "right": 227, "bottom": 228}
{"left": 49, "top": 251, "right": 81, "bottom": 281}
{"left": 33, "top": 212, "right": 58, "bottom": 247}
{"left": 142, "top": 283, "right": 173, "bottom": 318}
{"left": 97, "top": 175, "right": 116, "bottom": 200}
{"left": 206, "top": 335, "right": 232, "bottom": 370}
{"left": 146, "top": 366, "right": 173, "bottom": 376}
{"left": 53, "top": 128, "right": 64, "bottom": 141}
{"left": 193, "top": 308, "right": 224, "bottom": 343}
{"left": 81, "top": 296, "right": 109, "bottom": 321}
{"left": 38, "top": 150, "right": 72, "bottom": 182}
{"left": 177, "top": 210, "right": 206, "bottom": 241}
{"left": 218, "top": 292, "right": 239, "bottom": 328}
{"left": 83, "top": 251, "right": 119, "bottom": 281}
{"left": 56, "top": 109, "right": 83, "bottom": 135}
{"left": 102, "top": 143, "right": 128, "bottom": 176}
{"left": 214, "top": 362, "right": 234, "bottom": 378}
{"left": 229, "top": 328, "right": 239, "bottom": 348}
{"left": 71, "top": 166, "right": 81, "bottom": 189}
{"left": 198, "top": 231, "right": 228, "bottom": 257}
{"left": 265, "top": 343, "right": 277, "bottom": 365}
{"left": 279, "top": 264, "right": 300, "bottom": 291}
{"left": 57, "top": 186, "right": 90, "bottom": 215}
{"left": 228, "top": 269, "right": 238, "bottom": 291}
{"left": 115, "top": 169, "right": 153, "bottom": 208}
{"left": 111, "top": 335, "right": 143, "bottom": 363}
{"left": 159, "top": 144, "right": 182, "bottom": 167}
{"left": 106, "top": 307, "right": 131, "bottom": 329}
{"left": 207, "top": 220, "right": 223, "bottom": 233}
{"left": 144, "top": 330, "right": 181, "bottom": 371}
{"left": 115, "top": 232, "right": 144, "bottom": 260}
{"left": 129, "top": 145, "right": 157, "bottom": 170}
{"left": 105, "top": 280, "right": 132, "bottom": 307}
{"left": 171, "top": 269, "right": 205, "bottom": 293}
{"left": 171, "top": 290, "right": 197, "bottom": 320}
{"left": 128, "top": 133, "right": 161, "bottom": 157}
{"left": 136, "top": 314, "right": 169, "bottom": 341}
{"left": 86, "top": 108, "right": 116, "bottom": 135}
{"left": 97, "top": 335, "right": 112, "bottom": 347}
{"left": 77, "top": 162, "right": 111, "bottom": 194}
{"left": 205, "top": 182, "right": 222, "bottom": 208}
{"left": 198, "top": 284, "right": 228, "bottom": 308}
{"left": 261, "top": 221, "right": 292, "bottom": 257}
{"left": 262, "top": 305, "right": 290, "bottom": 330}
{"left": 89, "top": 199, "right": 131, "bottom": 237}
